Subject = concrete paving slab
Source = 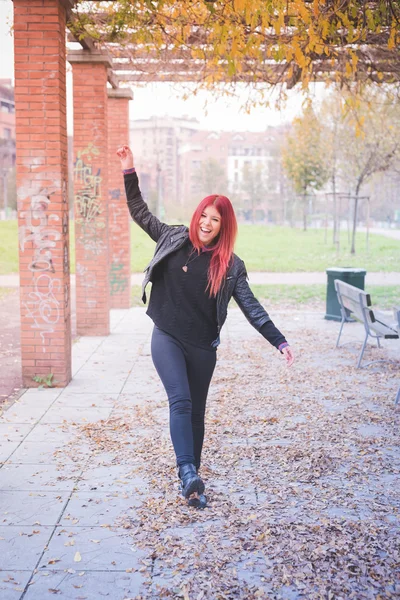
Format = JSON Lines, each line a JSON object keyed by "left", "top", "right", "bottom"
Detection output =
{"left": 25, "top": 570, "right": 148, "bottom": 600}
{"left": 0, "top": 491, "right": 68, "bottom": 526}
{"left": 6, "top": 440, "right": 90, "bottom": 466}
{"left": 65, "top": 375, "right": 127, "bottom": 394}
{"left": 76, "top": 464, "right": 149, "bottom": 493}
{"left": 0, "top": 525, "right": 54, "bottom": 570}
{"left": 19, "top": 388, "right": 62, "bottom": 398}
{"left": 53, "top": 391, "right": 118, "bottom": 408}
{"left": 59, "top": 490, "right": 141, "bottom": 527}
{"left": 0, "top": 423, "right": 34, "bottom": 442}
{"left": 24, "top": 423, "right": 81, "bottom": 444}
{"left": 0, "top": 402, "right": 53, "bottom": 425}
{"left": 5, "top": 398, "right": 56, "bottom": 419}
{"left": 83, "top": 355, "right": 136, "bottom": 368}
{"left": 0, "top": 463, "right": 82, "bottom": 492}
{"left": 41, "top": 405, "right": 113, "bottom": 425}
{"left": 121, "top": 381, "right": 161, "bottom": 395}
{"left": 0, "top": 572, "right": 33, "bottom": 600}
{"left": 77, "top": 364, "right": 132, "bottom": 375}
{"left": 114, "top": 393, "right": 150, "bottom": 408}
{"left": 0, "top": 441, "right": 20, "bottom": 464}
{"left": 37, "top": 526, "right": 147, "bottom": 571}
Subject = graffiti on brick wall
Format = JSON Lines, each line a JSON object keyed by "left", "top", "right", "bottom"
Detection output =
{"left": 23, "top": 274, "right": 61, "bottom": 345}
{"left": 74, "top": 143, "right": 105, "bottom": 312}
{"left": 109, "top": 188, "right": 129, "bottom": 296}
{"left": 74, "top": 143, "right": 106, "bottom": 257}
{"left": 109, "top": 188, "right": 121, "bottom": 200}
{"left": 76, "top": 263, "right": 97, "bottom": 309}
{"left": 18, "top": 182, "right": 69, "bottom": 350}
{"left": 19, "top": 188, "right": 60, "bottom": 273}
{"left": 77, "top": 221, "right": 107, "bottom": 256}
{"left": 110, "top": 249, "right": 128, "bottom": 296}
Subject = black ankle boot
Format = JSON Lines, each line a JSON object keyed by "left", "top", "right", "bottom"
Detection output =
{"left": 178, "top": 463, "right": 205, "bottom": 499}
{"left": 187, "top": 467, "right": 207, "bottom": 509}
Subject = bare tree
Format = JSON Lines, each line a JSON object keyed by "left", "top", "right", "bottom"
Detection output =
{"left": 282, "top": 105, "right": 329, "bottom": 231}
{"left": 192, "top": 158, "right": 228, "bottom": 198}
{"left": 240, "top": 163, "right": 268, "bottom": 224}
{"left": 337, "top": 92, "right": 400, "bottom": 253}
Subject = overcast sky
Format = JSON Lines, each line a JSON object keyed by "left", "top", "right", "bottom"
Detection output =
{"left": 0, "top": 0, "right": 324, "bottom": 133}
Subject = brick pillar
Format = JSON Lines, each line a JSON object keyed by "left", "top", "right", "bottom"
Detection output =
{"left": 107, "top": 88, "right": 133, "bottom": 309}
{"left": 14, "top": 0, "right": 72, "bottom": 388}
{"left": 68, "top": 51, "right": 112, "bottom": 336}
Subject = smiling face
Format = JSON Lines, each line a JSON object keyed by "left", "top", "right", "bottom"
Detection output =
{"left": 198, "top": 204, "right": 222, "bottom": 246}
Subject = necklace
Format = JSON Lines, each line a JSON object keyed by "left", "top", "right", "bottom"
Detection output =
{"left": 182, "top": 248, "right": 202, "bottom": 272}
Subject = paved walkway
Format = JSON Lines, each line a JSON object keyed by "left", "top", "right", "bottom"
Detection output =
{"left": 1, "top": 271, "right": 400, "bottom": 288}
{"left": 358, "top": 226, "right": 400, "bottom": 241}
{"left": 0, "top": 308, "right": 399, "bottom": 599}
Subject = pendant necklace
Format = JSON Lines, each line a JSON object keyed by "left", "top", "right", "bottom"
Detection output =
{"left": 182, "top": 248, "right": 202, "bottom": 272}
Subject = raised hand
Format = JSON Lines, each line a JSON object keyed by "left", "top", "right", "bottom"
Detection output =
{"left": 116, "top": 145, "right": 134, "bottom": 170}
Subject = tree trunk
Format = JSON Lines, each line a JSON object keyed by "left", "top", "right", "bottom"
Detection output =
{"left": 332, "top": 174, "right": 337, "bottom": 246}
{"left": 350, "top": 184, "right": 361, "bottom": 255}
{"left": 337, "top": 193, "right": 341, "bottom": 254}
{"left": 303, "top": 192, "right": 307, "bottom": 231}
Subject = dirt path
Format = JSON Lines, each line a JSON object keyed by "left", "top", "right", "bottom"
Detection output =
{"left": 0, "top": 288, "right": 77, "bottom": 405}
{"left": 0, "top": 289, "right": 22, "bottom": 403}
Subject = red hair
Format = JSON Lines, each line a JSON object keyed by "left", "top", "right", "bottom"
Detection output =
{"left": 189, "top": 195, "right": 238, "bottom": 297}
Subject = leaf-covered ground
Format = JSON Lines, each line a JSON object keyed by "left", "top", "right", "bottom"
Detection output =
{"left": 77, "top": 315, "right": 400, "bottom": 600}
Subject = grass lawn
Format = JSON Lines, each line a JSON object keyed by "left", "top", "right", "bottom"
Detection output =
{"left": 251, "top": 284, "right": 400, "bottom": 311}
{"left": 132, "top": 284, "right": 399, "bottom": 311}
{"left": 1, "top": 220, "right": 399, "bottom": 274}
{"left": 0, "top": 220, "right": 19, "bottom": 274}
{"left": 130, "top": 223, "right": 400, "bottom": 272}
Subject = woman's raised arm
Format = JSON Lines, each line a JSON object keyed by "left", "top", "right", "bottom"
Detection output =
{"left": 116, "top": 145, "right": 170, "bottom": 243}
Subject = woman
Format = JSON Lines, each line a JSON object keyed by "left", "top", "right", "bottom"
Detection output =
{"left": 117, "top": 145, "right": 294, "bottom": 509}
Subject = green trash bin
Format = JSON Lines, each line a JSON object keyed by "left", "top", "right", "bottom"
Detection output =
{"left": 325, "top": 267, "right": 366, "bottom": 321}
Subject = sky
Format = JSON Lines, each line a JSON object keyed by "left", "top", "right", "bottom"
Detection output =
{"left": 0, "top": 0, "right": 324, "bottom": 133}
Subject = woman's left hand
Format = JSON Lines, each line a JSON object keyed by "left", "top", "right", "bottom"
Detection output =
{"left": 282, "top": 346, "right": 294, "bottom": 367}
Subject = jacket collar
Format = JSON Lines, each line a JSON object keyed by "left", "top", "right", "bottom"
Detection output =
{"left": 170, "top": 228, "right": 189, "bottom": 244}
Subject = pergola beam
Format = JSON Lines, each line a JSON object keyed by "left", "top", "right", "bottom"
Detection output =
{"left": 65, "top": 4, "right": 400, "bottom": 86}
{"left": 66, "top": 16, "right": 120, "bottom": 89}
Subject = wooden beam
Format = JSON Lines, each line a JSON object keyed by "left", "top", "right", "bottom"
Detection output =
{"left": 107, "top": 69, "right": 120, "bottom": 89}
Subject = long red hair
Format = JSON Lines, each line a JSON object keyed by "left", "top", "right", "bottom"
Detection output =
{"left": 189, "top": 195, "right": 238, "bottom": 297}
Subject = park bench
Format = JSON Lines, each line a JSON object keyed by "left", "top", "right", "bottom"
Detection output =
{"left": 334, "top": 280, "right": 399, "bottom": 370}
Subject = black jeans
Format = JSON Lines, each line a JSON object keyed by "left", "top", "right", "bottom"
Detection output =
{"left": 151, "top": 326, "right": 217, "bottom": 469}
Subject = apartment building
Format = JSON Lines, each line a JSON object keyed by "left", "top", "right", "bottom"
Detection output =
{"left": 0, "top": 80, "right": 16, "bottom": 217}
{"left": 0, "top": 80, "right": 15, "bottom": 144}
{"left": 130, "top": 115, "right": 201, "bottom": 217}
{"left": 179, "top": 130, "right": 231, "bottom": 204}
{"left": 130, "top": 117, "right": 289, "bottom": 222}
{"left": 181, "top": 127, "right": 289, "bottom": 221}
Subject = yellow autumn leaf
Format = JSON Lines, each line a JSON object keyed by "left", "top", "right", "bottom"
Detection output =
{"left": 74, "top": 551, "right": 82, "bottom": 562}
{"left": 234, "top": 0, "right": 245, "bottom": 12}
{"left": 388, "top": 25, "right": 396, "bottom": 50}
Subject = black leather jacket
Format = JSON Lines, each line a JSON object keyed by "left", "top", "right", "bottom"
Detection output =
{"left": 124, "top": 172, "right": 271, "bottom": 346}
